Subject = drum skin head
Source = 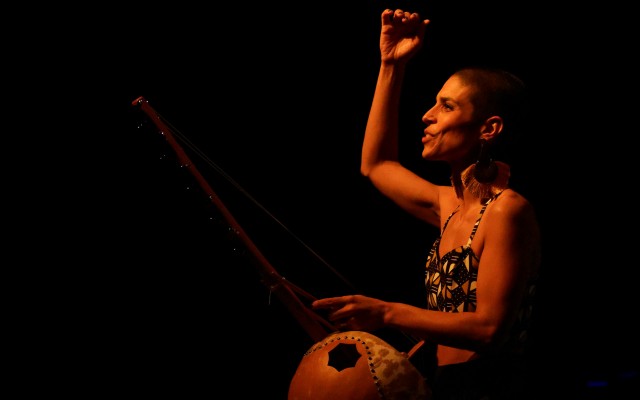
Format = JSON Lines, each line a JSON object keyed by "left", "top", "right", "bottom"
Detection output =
{"left": 288, "top": 331, "right": 430, "bottom": 400}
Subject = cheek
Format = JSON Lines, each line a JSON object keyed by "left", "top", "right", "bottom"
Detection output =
{"left": 422, "top": 132, "right": 467, "bottom": 160}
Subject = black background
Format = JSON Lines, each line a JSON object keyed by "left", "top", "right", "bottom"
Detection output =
{"left": 59, "top": 1, "right": 637, "bottom": 398}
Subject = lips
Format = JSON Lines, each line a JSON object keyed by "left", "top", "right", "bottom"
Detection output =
{"left": 422, "top": 131, "right": 439, "bottom": 143}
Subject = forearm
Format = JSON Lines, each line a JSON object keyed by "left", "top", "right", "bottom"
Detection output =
{"left": 384, "top": 302, "right": 500, "bottom": 352}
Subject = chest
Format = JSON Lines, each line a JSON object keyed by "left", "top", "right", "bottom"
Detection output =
{"left": 438, "top": 207, "right": 486, "bottom": 256}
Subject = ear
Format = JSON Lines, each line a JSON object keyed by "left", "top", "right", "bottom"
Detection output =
{"left": 480, "top": 116, "right": 503, "bottom": 141}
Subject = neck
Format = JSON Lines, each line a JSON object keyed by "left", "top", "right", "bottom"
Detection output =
{"left": 455, "top": 161, "right": 511, "bottom": 201}
{"left": 450, "top": 173, "right": 465, "bottom": 200}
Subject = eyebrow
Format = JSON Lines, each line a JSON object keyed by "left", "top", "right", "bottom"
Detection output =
{"left": 438, "top": 95, "right": 456, "bottom": 104}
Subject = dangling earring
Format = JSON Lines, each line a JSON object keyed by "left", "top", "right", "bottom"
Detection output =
{"left": 461, "top": 140, "right": 510, "bottom": 199}
{"left": 473, "top": 140, "right": 498, "bottom": 183}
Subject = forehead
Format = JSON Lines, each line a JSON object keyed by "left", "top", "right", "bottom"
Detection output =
{"left": 438, "top": 75, "right": 475, "bottom": 105}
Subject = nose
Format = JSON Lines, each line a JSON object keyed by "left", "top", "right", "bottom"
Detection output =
{"left": 422, "top": 106, "right": 436, "bottom": 124}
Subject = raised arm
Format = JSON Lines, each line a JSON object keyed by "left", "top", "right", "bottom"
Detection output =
{"left": 361, "top": 9, "right": 442, "bottom": 227}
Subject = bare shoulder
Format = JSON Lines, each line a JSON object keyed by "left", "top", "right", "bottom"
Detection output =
{"left": 492, "top": 189, "right": 536, "bottom": 216}
{"left": 487, "top": 189, "right": 540, "bottom": 235}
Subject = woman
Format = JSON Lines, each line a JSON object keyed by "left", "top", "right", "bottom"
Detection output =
{"left": 312, "top": 9, "right": 541, "bottom": 399}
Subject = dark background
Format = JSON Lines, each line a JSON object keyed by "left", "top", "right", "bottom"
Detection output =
{"left": 64, "top": 1, "right": 637, "bottom": 398}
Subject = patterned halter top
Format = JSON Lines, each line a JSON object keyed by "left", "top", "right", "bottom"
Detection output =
{"left": 424, "top": 191, "right": 536, "bottom": 354}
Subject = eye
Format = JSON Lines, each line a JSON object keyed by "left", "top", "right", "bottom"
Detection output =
{"left": 441, "top": 102, "right": 454, "bottom": 111}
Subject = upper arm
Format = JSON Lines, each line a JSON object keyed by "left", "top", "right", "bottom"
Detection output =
{"left": 474, "top": 194, "right": 540, "bottom": 340}
{"left": 365, "top": 160, "right": 447, "bottom": 227}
